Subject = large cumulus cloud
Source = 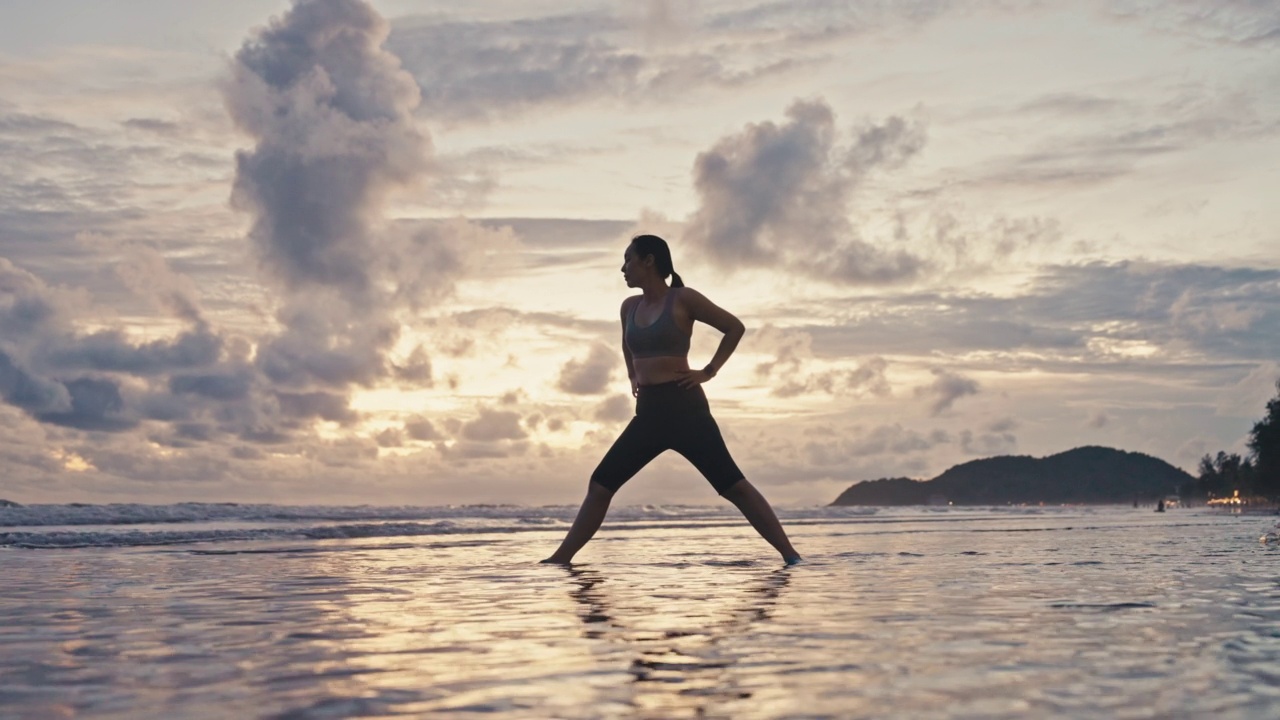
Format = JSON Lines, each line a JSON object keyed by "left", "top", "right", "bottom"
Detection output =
{"left": 225, "top": 0, "right": 436, "bottom": 395}
{"left": 221, "top": 0, "right": 520, "bottom": 436}
{"left": 228, "top": 0, "right": 429, "bottom": 301}
{"left": 684, "top": 99, "right": 926, "bottom": 284}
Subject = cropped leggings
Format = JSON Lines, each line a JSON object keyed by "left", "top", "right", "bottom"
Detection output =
{"left": 590, "top": 382, "right": 745, "bottom": 495}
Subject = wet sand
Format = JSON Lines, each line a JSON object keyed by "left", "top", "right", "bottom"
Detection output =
{"left": 2, "top": 508, "right": 1277, "bottom": 718}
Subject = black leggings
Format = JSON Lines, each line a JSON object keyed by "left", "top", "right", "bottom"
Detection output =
{"left": 590, "top": 382, "right": 745, "bottom": 495}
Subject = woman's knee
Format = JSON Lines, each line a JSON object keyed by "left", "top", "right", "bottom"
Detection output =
{"left": 587, "top": 480, "right": 617, "bottom": 499}
{"left": 719, "top": 477, "right": 750, "bottom": 501}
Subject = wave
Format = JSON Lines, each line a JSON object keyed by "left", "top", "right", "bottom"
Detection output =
{"left": 0, "top": 520, "right": 521, "bottom": 549}
{"left": 0, "top": 503, "right": 884, "bottom": 550}
{"left": 0, "top": 515, "right": 888, "bottom": 550}
{"left": 3, "top": 501, "right": 1150, "bottom": 551}
{"left": 0, "top": 504, "right": 1219, "bottom": 551}
{"left": 0, "top": 501, "right": 884, "bottom": 529}
{"left": 0, "top": 502, "right": 740, "bottom": 528}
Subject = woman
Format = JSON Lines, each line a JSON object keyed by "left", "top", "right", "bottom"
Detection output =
{"left": 542, "top": 235, "right": 801, "bottom": 565}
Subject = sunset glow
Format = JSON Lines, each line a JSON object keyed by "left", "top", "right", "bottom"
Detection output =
{"left": 0, "top": 0, "right": 1276, "bottom": 506}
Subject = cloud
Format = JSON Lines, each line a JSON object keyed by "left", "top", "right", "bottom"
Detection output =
{"left": 0, "top": 351, "right": 71, "bottom": 415}
{"left": 385, "top": 11, "right": 818, "bottom": 124}
{"left": 460, "top": 408, "right": 528, "bottom": 442}
{"left": 594, "top": 394, "right": 633, "bottom": 423}
{"left": 960, "top": 84, "right": 1275, "bottom": 191}
{"left": 225, "top": 0, "right": 445, "bottom": 396}
{"left": 557, "top": 342, "right": 619, "bottom": 395}
{"left": 846, "top": 424, "right": 951, "bottom": 456}
{"left": 959, "top": 427, "right": 1017, "bottom": 456}
{"left": 987, "top": 417, "right": 1018, "bottom": 433}
{"left": 1215, "top": 362, "right": 1280, "bottom": 417}
{"left": 1017, "top": 92, "right": 1126, "bottom": 116}
{"left": 115, "top": 244, "right": 205, "bottom": 325}
{"left": 684, "top": 99, "right": 927, "bottom": 284}
{"left": 227, "top": 0, "right": 429, "bottom": 301}
{"left": 0, "top": 1, "right": 518, "bottom": 459}
{"left": 0, "top": 112, "right": 78, "bottom": 135}
{"left": 44, "top": 328, "right": 222, "bottom": 376}
{"left": 704, "top": 0, "right": 957, "bottom": 38}
{"left": 375, "top": 427, "right": 403, "bottom": 447}
{"left": 388, "top": 14, "right": 641, "bottom": 123}
{"left": 121, "top": 118, "right": 183, "bottom": 134}
{"left": 894, "top": 210, "right": 1065, "bottom": 275}
{"left": 791, "top": 261, "right": 1280, "bottom": 368}
{"left": 388, "top": 218, "right": 521, "bottom": 304}
{"left": 0, "top": 257, "right": 225, "bottom": 432}
{"left": 36, "top": 377, "right": 137, "bottom": 432}
{"left": 0, "top": 257, "right": 74, "bottom": 341}
{"left": 752, "top": 325, "right": 891, "bottom": 398}
{"left": 1107, "top": 1, "right": 1280, "bottom": 46}
{"left": 802, "top": 423, "right": 951, "bottom": 467}
{"left": 0, "top": 100, "right": 239, "bottom": 307}
{"left": 916, "top": 369, "right": 980, "bottom": 416}
{"left": 957, "top": 417, "right": 1019, "bottom": 455}
{"left": 637, "top": 0, "right": 691, "bottom": 44}
{"left": 404, "top": 417, "right": 444, "bottom": 441}
{"left": 392, "top": 346, "right": 433, "bottom": 384}
{"left": 276, "top": 391, "right": 358, "bottom": 425}
{"left": 772, "top": 358, "right": 892, "bottom": 399}
{"left": 431, "top": 408, "right": 543, "bottom": 462}
{"left": 169, "top": 371, "right": 254, "bottom": 402}
{"left": 213, "top": 0, "right": 524, "bottom": 449}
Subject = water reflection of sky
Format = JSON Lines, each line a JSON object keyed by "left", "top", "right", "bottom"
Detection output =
{"left": 3, "top": 511, "right": 1279, "bottom": 718}
{"left": 562, "top": 563, "right": 792, "bottom": 716}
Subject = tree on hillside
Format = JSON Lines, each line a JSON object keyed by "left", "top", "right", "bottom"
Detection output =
{"left": 1190, "top": 451, "right": 1255, "bottom": 500}
{"left": 1248, "top": 380, "right": 1280, "bottom": 498}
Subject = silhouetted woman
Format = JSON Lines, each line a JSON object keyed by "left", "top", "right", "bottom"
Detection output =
{"left": 543, "top": 235, "right": 801, "bottom": 565}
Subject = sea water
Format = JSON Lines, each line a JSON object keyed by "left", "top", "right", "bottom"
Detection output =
{"left": 1, "top": 504, "right": 1278, "bottom": 719}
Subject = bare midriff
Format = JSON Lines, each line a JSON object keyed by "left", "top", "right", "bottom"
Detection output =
{"left": 632, "top": 355, "right": 690, "bottom": 386}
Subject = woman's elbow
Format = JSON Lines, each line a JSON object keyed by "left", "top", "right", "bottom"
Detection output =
{"left": 730, "top": 319, "right": 746, "bottom": 336}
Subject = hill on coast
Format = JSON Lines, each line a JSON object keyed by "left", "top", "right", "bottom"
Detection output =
{"left": 829, "top": 446, "right": 1193, "bottom": 506}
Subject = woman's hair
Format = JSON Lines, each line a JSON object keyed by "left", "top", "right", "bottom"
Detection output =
{"left": 630, "top": 234, "right": 684, "bottom": 287}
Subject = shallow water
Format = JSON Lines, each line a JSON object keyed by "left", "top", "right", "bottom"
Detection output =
{"left": 2, "top": 507, "right": 1278, "bottom": 719}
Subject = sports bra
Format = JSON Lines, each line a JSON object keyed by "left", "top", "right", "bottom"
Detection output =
{"left": 625, "top": 289, "right": 691, "bottom": 359}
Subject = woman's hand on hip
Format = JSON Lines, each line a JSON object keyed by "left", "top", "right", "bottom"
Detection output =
{"left": 674, "top": 369, "right": 711, "bottom": 389}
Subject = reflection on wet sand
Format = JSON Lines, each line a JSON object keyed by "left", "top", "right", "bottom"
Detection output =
{"left": 561, "top": 563, "right": 792, "bottom": 716}
{"left": 6, "top": 512, "right": 1279, "bottom": 719}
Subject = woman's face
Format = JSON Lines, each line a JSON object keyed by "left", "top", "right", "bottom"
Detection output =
{"left": 620, "top": 244, "right": 651, "bottom": 287}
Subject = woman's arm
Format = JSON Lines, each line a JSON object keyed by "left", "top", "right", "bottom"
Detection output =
{"left": 676, "top": 288, "right": 745, "bottom": 387}
{"left": 620, "top": 297, "right": 639, "bottom": 396}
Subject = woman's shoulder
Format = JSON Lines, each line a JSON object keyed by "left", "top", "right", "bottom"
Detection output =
{"left": 671, "top": 286, "right": 705, "bottom": 303}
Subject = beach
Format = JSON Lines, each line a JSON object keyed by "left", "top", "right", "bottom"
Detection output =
{"left": 2, "top": 504, "right": 1278, "bottom": 719}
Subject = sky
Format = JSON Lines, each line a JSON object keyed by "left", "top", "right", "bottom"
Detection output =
{"left": 1, "top": 0, "right": 1277, "bottom": 506}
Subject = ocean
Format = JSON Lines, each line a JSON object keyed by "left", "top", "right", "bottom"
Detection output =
{"left": 1, "top": 503, "right": 1278, "bottom": 719}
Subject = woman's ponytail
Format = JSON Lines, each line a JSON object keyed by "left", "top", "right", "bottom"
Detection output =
{"left": 670, "top": 270, "right": 684, "bottom": 288}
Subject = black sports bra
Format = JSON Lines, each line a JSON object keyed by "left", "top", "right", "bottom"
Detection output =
{"left": 625, "top": 290, "right": 690, "bottom": 359}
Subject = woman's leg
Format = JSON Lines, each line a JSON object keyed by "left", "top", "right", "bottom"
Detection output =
{"left": 721, "top": 479, "right": 802, "bottom": 563}
{"left": 543, "top": 416, "right": 664, "bottom": 564}
{"left": 671, "top": 407, "right": 802, "bottom": 564}
{"left": 541, "top": 481, "right": 615, "bottom": 564}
